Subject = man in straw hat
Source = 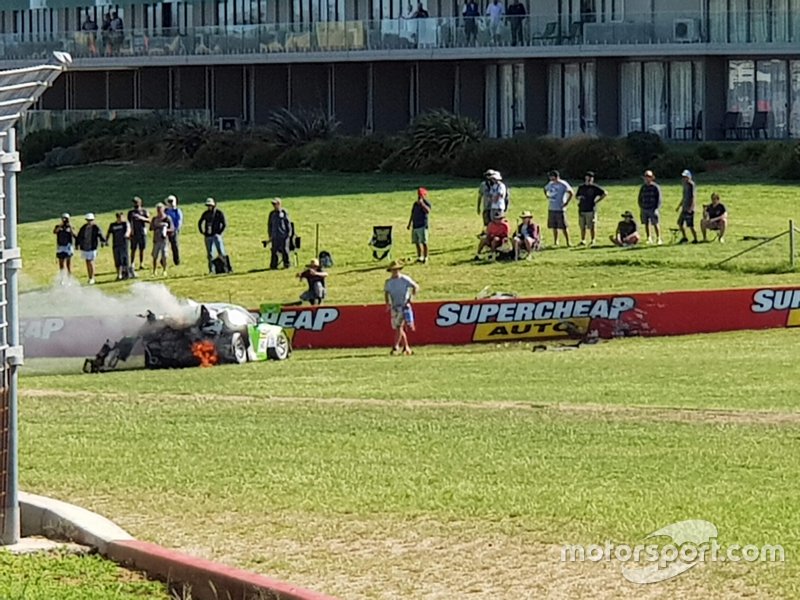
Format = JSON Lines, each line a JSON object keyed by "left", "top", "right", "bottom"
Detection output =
{"left": 384, "top": 260, "right": 419, "bottom": 355}
{"left": 610, "top": 211, "right": 641, "bottom": 247}
{"left": 514, "top": 210, "right": 540, "bottom": 260}
{"left": 298, "top": 258, "right": 328, "bottom": 305}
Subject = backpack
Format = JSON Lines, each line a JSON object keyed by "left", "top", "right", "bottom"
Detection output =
{"left": 503, "top": 183, "right": 511, "bottom": 212}
{"left": 319, "top": 250, "right": 334, "bottom": 268}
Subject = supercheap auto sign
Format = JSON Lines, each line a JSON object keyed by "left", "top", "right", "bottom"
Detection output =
{"left": 20, "top": 287, "right": 800, "bottom": 357}
{"left": 263, "top": 287, "right": 800, "bottom": 350}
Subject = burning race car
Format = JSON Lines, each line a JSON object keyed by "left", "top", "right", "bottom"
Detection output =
{"left": 84, "top": 303, "right": 291, "bottom": 372}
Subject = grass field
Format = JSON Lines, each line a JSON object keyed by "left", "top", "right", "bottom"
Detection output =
{"left": 13, "top": 166, "right": 800, "bottom": 599}
{"left": 17, "top": 166, "right": 800, "bottom": 307}
{"left": 0, "top": 551, "right": 169, "bottom": 599}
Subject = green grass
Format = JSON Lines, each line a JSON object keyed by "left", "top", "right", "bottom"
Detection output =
{"left": 19, "top": 329, "right": 800, "bottom": 599}
{"left": 17, "top": 166, "right": 800, "bottom": 307}
{"left": 0, "top": 551, "right": 170, "bottom": 599}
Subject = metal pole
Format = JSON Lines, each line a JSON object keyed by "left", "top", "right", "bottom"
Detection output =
{"left": 717, "top": 230, "right": 789, "bottom": 267}
{"left": 1, "top": 128, "right": 21, "bottom": 545}
{"left": 315, "top": 223, "right": 320, "bottom": 259}
{"left": 791, "top": 219, "right": 797, "bottom": 269}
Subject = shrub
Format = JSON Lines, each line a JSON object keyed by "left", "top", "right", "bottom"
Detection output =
{"left": 242, "top": 142, "right": 282, "bottom": 168}
{"left": 41, "top": 146, "right": 86, "bottom": 169}
{"left": 273, "top": 143, "right": 320, "bottom": 170}
{"left": 307, "top": 136, "right": 396, "bottom": 173}
{"left": 79, "top": 136, "right": 122, "bottom": 163}
{"left": 624, "top": 131, "right": 666, "bottom": 168}
{"left": 733, "top": 141, "right": 769, "bottom": 164}
{"left": 695, "top": 143, "right": 721, "bottom": 160}
{"left": 21, "top": 129, "right": 76, "bottom": 165}
{"left": 449, "top": 136, "right": 562, "bottom": 179}
{"left": 190, "top": 134, "right": 245, "bottom": 170}
{"left": 648, "top": 150, "right": 706, "bottom": 178}
{"left": 767, "top": 142, "right": 800, "bottom": 180}
{"left": 163, "top": 122, "right": 213, "bottom": 161}
{"left": 266, "top": 108, "right": 339, "bottom": 148}
{"left": 558, "top": 136, "right": 633, "bottom": 180}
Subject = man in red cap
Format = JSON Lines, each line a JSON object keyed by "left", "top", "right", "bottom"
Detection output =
{"left": 407, "top": 187, "right": 431, "bottom": 264}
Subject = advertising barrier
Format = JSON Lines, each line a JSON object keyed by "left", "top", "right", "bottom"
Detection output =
{"left": 20, "top": 287, "right": 800, "bottom": 358}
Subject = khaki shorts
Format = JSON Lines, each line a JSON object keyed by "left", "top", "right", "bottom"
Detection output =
{"left": 411, "top": 226, "right": 429, "bottom": 245}
{"left": 390, "top": 306, "right": 415, "bottom": 330}
{"left": 579, "top": 211, "right": 597, "bottom": 229}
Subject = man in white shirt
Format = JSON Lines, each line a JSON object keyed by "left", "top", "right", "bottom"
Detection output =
{"left": 486, "top": 0, "right": 505, "bottom": 43}
{"left": 543, "top": 169, "right": 574, "bottom": 247}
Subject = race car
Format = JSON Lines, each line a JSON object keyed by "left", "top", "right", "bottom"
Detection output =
{"left": 84, "top": 302, "right": 291, "bottom": 372}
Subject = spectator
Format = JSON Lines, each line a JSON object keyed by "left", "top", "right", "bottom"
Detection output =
{"left": 475, "top": 212, "right": 510, "bottom": 260}
{"left": 109, "top": 11, "right": 124, "bottom": 55}
{"left": 127, "top": 196, "right": 150, "bottom": 272}
{"left": 414, "top": 2, "right": 430, "bottom": 17}
{"left": 477, "top": 169, "right": 496, "bottom": 227}
{"left": 267, "top": 197, "right": 293, "bottom": 270}
{"left": 106, "top": 212, "right": 131, "bottom": 280}
{"left": 544, "top": 169, "right": 574, "bottom": 247}
{"left": 514, "top": 210, "right": 540, "bottom": 260}
{"left": 75, "top": 213, "right": 106, "bottom": 285}
{"left": 487, "top": 170, "right": 509, "bottom": 218}
{"left": 610, "top": 211, "right": 641, "bottom": 247}
{"left": 164, "top": 194, "right": 183, "bottom": 265}
{"left": 637, "top": 169, "right": 663, "bottom": 245}
{"left": 384, "top": 260, "right": 419, "bottom": 356}
{"left": 576, "top": 170, "right": 607, "bottom": 246}
{"left": 463, "top": 0, "right": 480, "bottom": 45}
{"left": 81, "top": 12, "right": 98, "bottom": 56}
{"left": 675, "top": 169, "right": 698, "bottom": 244}
{"left": 53, "top": 212, "right": 75, "bottom": 277}
{"left": 150, "top": 202, "right": 174, "bottom": 277}
{"left": 403, "top": 2, "right": 416, "bottom": 18}
{"left": 486, "top": 0, "right": 505, "bottom": 44}
{"left": 198, "top": 197, "right": 227, "bottom": 273}
{"left": 100, "top": 13, "right": 112, "bottom": 55}
{"left": 298, "top": 258, "right": 328, "bottom": 305}
{"left": 507, "top": 0, "right": 526, "bottom": 46}
{"left": 701, "top": 193, "right": 728, "bottom": 243}
{"left": 408, "top": 187, "right": 432, "bottom": 264}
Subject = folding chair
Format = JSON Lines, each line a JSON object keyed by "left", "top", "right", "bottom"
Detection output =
{"left": 369, "top": 225, "right": 393, "bottom": 260}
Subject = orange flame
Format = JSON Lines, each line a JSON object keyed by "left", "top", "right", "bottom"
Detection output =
{"left": 191, "top": 340, "right": 218, "bottom": 367}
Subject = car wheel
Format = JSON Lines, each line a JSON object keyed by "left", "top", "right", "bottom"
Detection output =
{"left": 267, "top": 330, "right": 291, "bottom": 361}
{"left": 229, "top": 332, "right": 248, "bottom": 364}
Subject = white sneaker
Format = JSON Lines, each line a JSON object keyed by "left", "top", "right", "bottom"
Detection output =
{"left": 646, "top": 238, "right": 653, "bottom": 245}
{"left": 657, "top": 238, "right": 663, "bottom": 245}
{"left": 590, "top": 239, "right": 596, "bottom": 247}
{"left": 579, "top": 240, "right": 587, "bottom": 246}
{"left": 88, "top": 278, "right": 95, "bottom": 285}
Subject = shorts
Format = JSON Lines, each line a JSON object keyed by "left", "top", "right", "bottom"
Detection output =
{"left": 482, "top": 209, "right": 491, "bottom": 226}
{"left": 411, "top": 227, "right": 429, "bottom": 245}
{"left": 112, "top": 245, "right": 130, "bottom": 269}
{"left": 131, "top": 234, "right": 147, "bottom": 251}
{"left": 548, "top": 210, "right": 567, "bottom": 230}
{"left": 390, "top": 305, "right": 414, "bottom": 330}
{"left": 152, "top": 240, "right": 169, "bottom": 260}
{"left": 579, "top": 211, "right": 597, "bottom": 229}
{"left": 706, "top": 219, "right": 725, "bottom": 231}
{"left": 56, "top": 244, "right": 73, "bottom": 259}
{"left": 640, "top": 208, "right": 660, "bottom": 225}
{"left": 678, "top": 210, "right": 695, "bottom": 228}
{"left": 81, "top": 250, "right": 97, "bottom": 261}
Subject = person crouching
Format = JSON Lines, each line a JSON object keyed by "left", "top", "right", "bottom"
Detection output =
{"left": 298, "top": 258, "right": 328, "bottom": 305}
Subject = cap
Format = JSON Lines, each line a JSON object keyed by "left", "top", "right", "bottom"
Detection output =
{"left": 548, "top": 169, "right": 560, "bottom": 178}
{"left": 621, "top": 210, "right": 634, "bottom": 218}
{"left": 205, "top": 197, "right": 216, "bottom": 206}
{"left": 271, "top": 197, "right": 281, "bottom": 205}
{"left": 585, "top": 171, "right": 595, "bottom": 178}
{"left": 61, "top": 212, "right": 70, "bottom": 219}
{"left": 418, "top": 187, "right": 428, "bottom": 198}
{"left": 133, "top": 196, "right": 142, "bottom": 203}
{"left": 643, "top": 170, "right": 655, "bottom": 178}
{"left": 681, "top": 169, "right": 692, "bottom": 178}
{"left": 155, "top": 202, "right": 165, "bottom": 209}
{"left": 85, "top": 212, "right": 95, "bottom": 221}
{"left": 166, "top": 194, "right": 177, "bottom": 204}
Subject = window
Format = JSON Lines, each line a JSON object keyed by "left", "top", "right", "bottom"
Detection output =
{"left": 486, "top": 63, "right": 526, "bottom": 138}
{"left": 548, "top": 62, "right": 596, "bottom": 137}
{"left": 620, "top": 62, "right": 642, "bottom": 135}
{"left": 757, "top": 59, "right": 787, "bottom": 138}
{"left": 728, "top": 60, "right": 755, "bottom": 125}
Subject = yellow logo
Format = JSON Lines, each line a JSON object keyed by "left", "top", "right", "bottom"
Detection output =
{"left": 788, "top": 309, "right": 800, "bottom": 327}
{"left": 472, "top": 318, "right": 591, "bottom": 341}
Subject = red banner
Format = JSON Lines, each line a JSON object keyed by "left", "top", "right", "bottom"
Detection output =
{"left": 21, "top": 287, "right": 800, "bottom": 358}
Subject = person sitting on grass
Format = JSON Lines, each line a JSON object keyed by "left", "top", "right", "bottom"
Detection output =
{"left": 384, "top": 260, "right": 419, "bottom": 356}
{"left": 701, "top": 192, "right": 728, "bottom": 243}
{"left": 610, "top": 211, "right": 641, "bottom": 247}
{"left": 298, "top": 258, "right": 328, "bottom": 305}
{"left": 474, "top": 212, "right": 510, "bottom": 260}
{"left": 514, "top": 210, "right": 540, "bottom": 260}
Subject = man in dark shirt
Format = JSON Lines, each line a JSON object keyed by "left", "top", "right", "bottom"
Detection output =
{"left": 462, "top": 0, "right": 480, "bottom": 44}
{"left": 637, "top": 169, "right": 663, "bottom": 245}
{"left": 413, "top": 2, "right": 429, "bottom": 17}
{"left": 106, "top": 212, "right": 131, "bottom": 280}
{"left": 675, "top": 169, "right": 698, "bottom": 244}
{"left": 267, "top": 197, "right": 293, "bottom": 270}
{"left": 408, "top": 187, "right": 432, "bottom": 264}
{"left": 610, "top": 211, "right": 640, "bottom": 247}
{"left": 127, "top": 196, "right": 150, "bottom": 271}
{"left": 75, "top": 213, "right": 106, "bottom": 284}
{"left": 701, "top": 193, "right": 728, "bottom": 243}
{"left": 198, "top": 197, "right": 228, "bottom": 273}
{"left": 53, "top": 213, "right": 75, "bottom": 277}
{"left": 298, "top": 258, "right": 329, "bottom": 305}
{"left": 575, "top": 171, "right": 607, "bottom": 247}
{"left": 507, "top": 0, "right": 527, "bottom": 46}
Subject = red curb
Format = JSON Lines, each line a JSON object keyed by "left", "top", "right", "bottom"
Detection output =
{"left": 106, "top": 539, "right": 338, "bottom": 600}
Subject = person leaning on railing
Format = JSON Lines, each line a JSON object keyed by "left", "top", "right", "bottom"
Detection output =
{"left": 463, "top": 0, "right": 480, "bottom": 45}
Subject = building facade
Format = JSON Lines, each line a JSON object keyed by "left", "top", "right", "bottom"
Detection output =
{"left": 0, "top": 0, "right": 798, "bottom": 140}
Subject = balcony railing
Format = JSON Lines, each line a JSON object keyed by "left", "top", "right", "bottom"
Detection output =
{"left": 0, "top": 10, "right": 798, "bottom": 62}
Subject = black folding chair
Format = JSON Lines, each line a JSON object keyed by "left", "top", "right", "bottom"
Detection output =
{"left": 369, "top": 225, "right": 393, "bottom": 260}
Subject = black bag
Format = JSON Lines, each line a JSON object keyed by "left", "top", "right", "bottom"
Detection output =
{"left": 212, "top": 255, "right": 233, "bottom": 274}
{"left": 319, "top": 250, "right": 334, "bottom": 268}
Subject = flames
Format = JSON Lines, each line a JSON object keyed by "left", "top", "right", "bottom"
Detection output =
{"left": 191, "top": 340, "right": 218, "bottom": 367}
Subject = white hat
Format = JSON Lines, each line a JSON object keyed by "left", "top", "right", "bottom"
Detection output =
{"left": 681, "top": 169, "right": 692, "bottom": 178}
{"left": 166, "top": 194, "right": 177, "bottom": 204}
{"left": 61, "top": 212, "right": 70, "bottom": 219}
{"left": 85, "top": 212, "right": 95, "bottom": 221}
{"left": 205, "top": 197, "right": 216, "bottom": 206}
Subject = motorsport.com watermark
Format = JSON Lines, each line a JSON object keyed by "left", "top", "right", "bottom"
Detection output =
{"left": 561, "top": 520, "right": 785, "bottom": 584}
